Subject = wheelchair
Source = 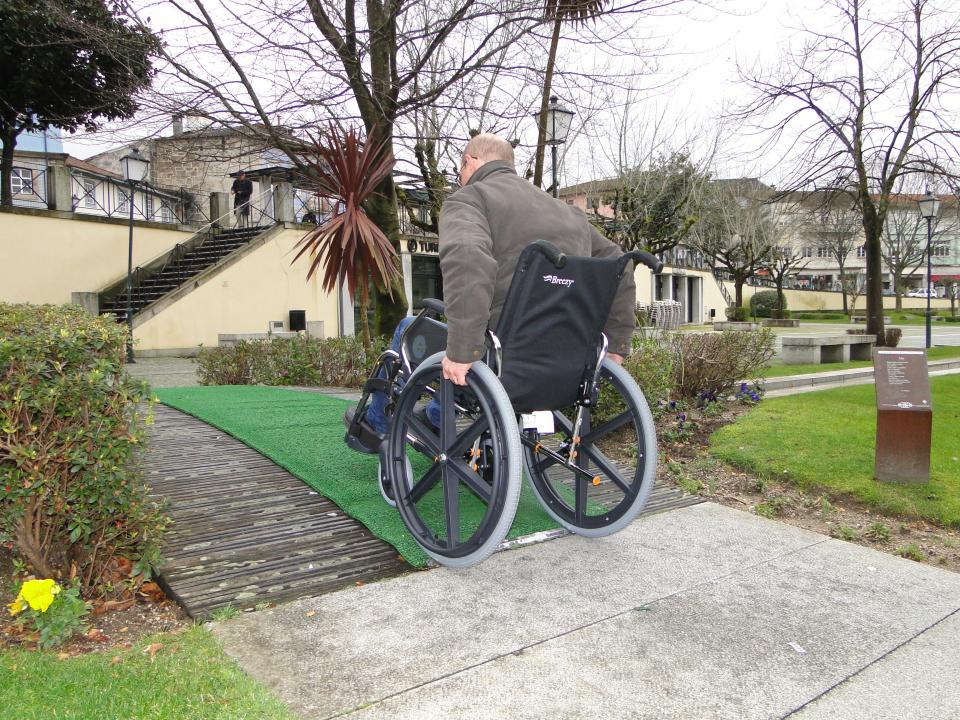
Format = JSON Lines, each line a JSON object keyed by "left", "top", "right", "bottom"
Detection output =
{"left": 345, "top": 240, "right": 663, "bottom": 568}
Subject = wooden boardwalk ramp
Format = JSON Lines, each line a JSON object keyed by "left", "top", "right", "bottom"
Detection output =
{"left": 146, "top": 404, "right": 702, "bottom": 619}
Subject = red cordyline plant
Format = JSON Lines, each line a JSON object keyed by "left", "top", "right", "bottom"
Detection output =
{"left": 294, "top": 125, "right": 399, "bottom": 345}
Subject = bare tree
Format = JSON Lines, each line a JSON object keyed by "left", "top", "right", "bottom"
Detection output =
{"left": 764, "top": 244, "right": 809, "bottom": 318}
{"left": 735, "top": 0, "right": 960, "bottom": 344}
{"left": 689, "top": 180, "right": 777, "bottom": 310}
{"left": 881, "top": 198, "right": 956, "bottom": 309}
{"left": 810, "top": 193, "right": 861, "bottom": 313}
{"left": 136, "top": 0, "right": 676, "bottom": 334}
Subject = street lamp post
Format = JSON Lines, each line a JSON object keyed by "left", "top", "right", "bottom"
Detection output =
{"left": 542, "top": 96, "right": 574, "bottom": 198}
{"left": 917, "top": 188, "right": 941, "bottom": 350}
{"left": 120, "top": 148, "right": 150, "bottom": 363}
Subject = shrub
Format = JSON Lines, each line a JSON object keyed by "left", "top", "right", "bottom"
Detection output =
{"left": 197, "top": 335, "right": 388, "bottom": 388}
{"left": 885, "top": 328, "right": 902, "bottom": 347}
{"left": 594, "top": 336, "right": 674, "bottom": 423}
{"left": 749, "top": 290, "right": 784, "bottom": 318}
{"left": 725, "top": 306, "right": 750, "bottom": 321}
{"left": 669, "top": 329, "right": 776, "bottom": 398}
{"left": 0, "top": 303, "right": 166, "bottom": 598}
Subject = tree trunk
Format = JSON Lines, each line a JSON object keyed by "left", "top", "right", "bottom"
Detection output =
{"left": 838, "top": 266, "right": 849, "bottom": 313}
{"left": 532, "top": 17, "right": 562, "bottom": 190}
{"left": 894, "top": 274, "right": 903, "bottom": 311}
{"left": 734, "top": 278, "right": 745, "bottom": 308}
{"left": 0, "top": 123, "right": 18, "bottom": 208}
{"left": 862, "top": 210, "right": 886, "bottom": 345}
{"left": 365, "top": 173, "right": 408, "bottom": 336}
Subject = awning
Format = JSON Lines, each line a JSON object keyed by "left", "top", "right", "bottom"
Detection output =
{"left": 932, "top": 274, "right": 960, "bottom": 282}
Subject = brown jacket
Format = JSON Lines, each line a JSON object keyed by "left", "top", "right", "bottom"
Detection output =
{"left": 438, "top": 161, "right": 636, "bottom": 363}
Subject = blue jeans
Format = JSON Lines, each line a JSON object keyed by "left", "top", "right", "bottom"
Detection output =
{"left": 366, "top": 317, "right": 442, "bottom": 433}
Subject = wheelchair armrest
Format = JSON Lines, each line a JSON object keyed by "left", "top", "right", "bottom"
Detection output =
{"left": 421, "top": 298, "right": 446, "bottom": 317}
{"left": 625, "top": 250, "right": 664, "bottom": 274}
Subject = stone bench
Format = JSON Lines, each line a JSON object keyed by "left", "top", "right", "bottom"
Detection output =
{"left": 218, "top": 332, "right": 299, "bottom": 347}
{"left": 763, "top": 319, "right": 800, "bottom": 327}
{"left": 850, "top": 315, "right": 890, "bottom": 323}
{"left": 780, "top": 334, "right": 876, "bottom": 364}
{"left": 712, "top": 321, "right": 759, "bottom": 331}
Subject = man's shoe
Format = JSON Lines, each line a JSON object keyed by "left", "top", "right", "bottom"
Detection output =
{"left": 412, "top": 404, "right": 439, "bottom": 432}
{"left": 343, "top": 405, "right": 384, "bottom": 455}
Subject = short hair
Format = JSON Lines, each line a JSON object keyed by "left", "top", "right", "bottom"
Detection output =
{"left": 464, "top": 134, "right": 515, "bottom": 169}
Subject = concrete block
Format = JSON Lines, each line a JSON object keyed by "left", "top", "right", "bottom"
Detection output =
{"left": 306, "top": 320, "right": 325, "bottom": 339}
{"left": 70, "top": 291, "right": 99, "bottom": 315}
{"left": 217, "top": 332, "right": 298, "bottom": 347}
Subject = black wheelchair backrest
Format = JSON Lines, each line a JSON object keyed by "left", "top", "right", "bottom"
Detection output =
{"left": 494, "top": 240, "right": 647, "bottom": 413}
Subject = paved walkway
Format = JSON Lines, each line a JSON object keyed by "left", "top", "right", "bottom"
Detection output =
{"left": 210, "top": 502, "right": 960, "bottom": 719}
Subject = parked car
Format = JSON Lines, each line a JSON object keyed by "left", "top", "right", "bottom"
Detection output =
{"left": 906, "top": 287, "right": 940, "bottom": 298}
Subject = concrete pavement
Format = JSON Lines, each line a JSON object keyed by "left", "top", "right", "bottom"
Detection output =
{"left": 210, "top": 502, "right": 960, "bottom": 719}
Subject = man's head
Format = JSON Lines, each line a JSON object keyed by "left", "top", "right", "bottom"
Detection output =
{"left": 459, "top": 134, "right": 515, "bottom": 186}
{"left": 237, "top": 170, "right": 246, "bottom": 180}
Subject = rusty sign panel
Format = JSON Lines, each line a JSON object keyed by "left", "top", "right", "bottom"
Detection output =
{"left": 873, "top": 349, "right": 932, "bottom": 484}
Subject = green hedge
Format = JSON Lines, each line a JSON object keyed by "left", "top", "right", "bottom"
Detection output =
{"left": 197, "top": 335, "right": 388, "bottom": 388}
{"left": 0, "top": 304, "right": 166, "bottom": 598}
{"left": 749, "top": 290, "right": 784, "bottom": 318}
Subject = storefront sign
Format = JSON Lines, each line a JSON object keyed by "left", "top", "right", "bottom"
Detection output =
{"left": 406, "top": 239, "right": 439, "bottom": 254}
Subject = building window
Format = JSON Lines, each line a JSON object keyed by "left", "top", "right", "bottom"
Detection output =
{"left": 816, "top": 246, "right": 829, "bottom": 258}
{"left": 802, "top": 246, "right": 813, "bottom": 258}
{"left": 144, "top": 193, "right": 153, "bottom": 220}
{"left": 118, "top": 188, "right": 130, "bottom": 214}
{"left": 82, "top": 178, "right": 97, "bottom": 208}
{"left": 160, "top": 201, "right": 173, "bottom": 224}
{"left": 932, "top": 244, "right": 950, "bottom": 258}
{"left": 11, "top": 167, "right": 33, "bottom": 195}
{"left": 856, "top": 245, "right": 866, "bottom": 258}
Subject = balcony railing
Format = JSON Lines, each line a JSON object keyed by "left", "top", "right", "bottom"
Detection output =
{"left": 70, "top": 172, "right": 209, "bottom": 225}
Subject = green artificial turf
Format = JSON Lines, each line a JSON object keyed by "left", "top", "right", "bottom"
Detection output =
{"left": 155, "top": 386, "right": 561, "bottom": 567}
{"left": 710, "top": 375, "right": 960, "bottom": 526}
{"left": 764, "top": 346, "right": 960, "bottom": 378}
{"left": 0, "top": 627, "right": 295, "bottom": 720}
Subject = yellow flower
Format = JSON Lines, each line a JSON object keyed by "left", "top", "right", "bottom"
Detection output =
{"left": 17, "top": 579, "right": 61, "bottom": 614}
{"left": 7, "top": 597, "right": 26, "bottom": 616}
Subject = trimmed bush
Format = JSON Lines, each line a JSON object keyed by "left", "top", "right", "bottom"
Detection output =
{"left": 0, "top": 304, "right": 166, "bottom": 598}
{"left": 197, "top": 335, "right": 388, "bottom": 388}
{"left": 670, "top": 329, "right": 776, "bottom": 398}
{"left": 749, "top": 290, "right": 784, "bottom": 318}
{"left": 725, "top": 306, "right": 750, "bottom": 321}
{"left": 594, "top": 336, "right": 674, "bottom": 424}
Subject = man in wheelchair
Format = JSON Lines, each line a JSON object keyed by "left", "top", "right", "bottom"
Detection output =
{"left": 344, "top": 133, "right": 662, "bottom": 568}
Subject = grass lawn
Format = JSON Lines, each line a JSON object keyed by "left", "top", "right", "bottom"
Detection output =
{"left": 711, "top": 374, "right": 960, "bottom": 527}
{"left": 763, "top": 346, "right": 960, "bottom": 378}
{"left": 0, "top": 626, "right": 295, "bottom": 720}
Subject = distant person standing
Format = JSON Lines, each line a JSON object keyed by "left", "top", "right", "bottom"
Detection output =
{"left": 230, "top": 170, "right": 253, "bottom": 227}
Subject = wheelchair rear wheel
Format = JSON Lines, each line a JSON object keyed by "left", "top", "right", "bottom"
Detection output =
{"left": 522, "top": 358, "right": 656, "bottom": 537}
{"left": 387, "top": 353, "right": 522, "bottom": 568}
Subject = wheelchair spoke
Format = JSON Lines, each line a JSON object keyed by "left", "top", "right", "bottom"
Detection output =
{"left": 442, "top": 466, "right": 459, "bottom": 548}
{"left": 407, "top": 462, "right": 442, "bottom": 503}
{"left": 581, "top": 410, "right": 632, "bottom": 445}
{"left": 446, "top": 415, "right": 490, "bottom": 458}
{"left": 446, "top": 458, "right": 493, "bottom": 504}
{"left": 575, "top": 476, "right": 587, "bottom": 525}
{"left": 439, "top": 379, "right": 457, "bottom": 451}
{"left": 407, "top": 415, "right": 441, "bottom": 458}
{"left": 581, "top": 444, "right": 634, "bottom": 497}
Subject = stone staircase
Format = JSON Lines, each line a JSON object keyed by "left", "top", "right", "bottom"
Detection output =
{"left": 99, "top": 225, "right": 270, "bottom": 320}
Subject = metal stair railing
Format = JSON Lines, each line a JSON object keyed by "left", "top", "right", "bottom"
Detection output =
{"left": 98, "top": 186, "right": 276, "bottom": 315}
